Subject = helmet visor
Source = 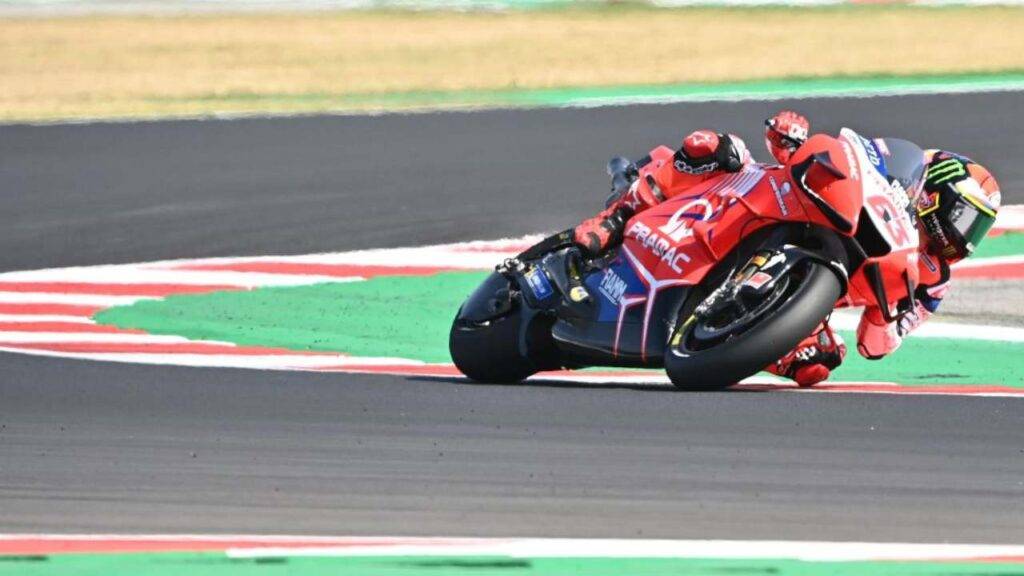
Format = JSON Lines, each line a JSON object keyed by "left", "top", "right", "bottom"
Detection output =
{"left": 946, "top": 192, "right": 996, "bottom": 257}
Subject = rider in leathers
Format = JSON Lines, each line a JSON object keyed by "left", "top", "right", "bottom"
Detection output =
{"left": 573, "top": 111, "right": 1002, "bottom": 386}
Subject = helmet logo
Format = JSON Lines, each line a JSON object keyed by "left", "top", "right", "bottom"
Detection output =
{"left": 927, "top": 158, "right": 967, "bottom": 186}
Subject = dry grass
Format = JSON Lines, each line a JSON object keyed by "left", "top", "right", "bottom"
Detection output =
{"left": 2, "top": 6, "right": 1024, "bottom": 120}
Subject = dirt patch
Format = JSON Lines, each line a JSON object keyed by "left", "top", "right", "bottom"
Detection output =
{"left": 2, "top": 6, "right": 1024, "bottom": 121}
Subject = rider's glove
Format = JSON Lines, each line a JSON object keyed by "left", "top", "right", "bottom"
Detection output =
{"left": 573, "top": 205, "right": 631, "bottom": 257}
{"left": 766, "top": 323, "right": 846, "bottom": 387}
{"left": 856, "top": 306, "right": 902, "bottom": 360}
{"left": 896, "top": 300, "right": 933, "bottom": 338}
{"left": 673, "top": 130, "right": 748, "bottom": 175}
{"left": 607, "top": 156, "right": 640, "bottom": 201}
{"left": 765, "top": 110, "right": 810, "bottom": 164}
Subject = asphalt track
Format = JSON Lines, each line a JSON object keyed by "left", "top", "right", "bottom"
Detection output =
{"left": 2, "top": 92, "right": 1024, "bottom": 542}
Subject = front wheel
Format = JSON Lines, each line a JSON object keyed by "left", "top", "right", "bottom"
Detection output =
{"left": 664, "top": 260, "right": 842, "bottom": 390}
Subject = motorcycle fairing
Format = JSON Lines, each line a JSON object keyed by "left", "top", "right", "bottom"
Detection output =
{"left": 836, "top": 128, "right": 920, "bottom": 314}
{"left": 550, "top": 129, "right": 922, "bottom": 366}
{"left": 551, "top": 169, "right": 770, "bottom": 365}
{"left": 551, "top": 249, "right": 691, "bottom": 365}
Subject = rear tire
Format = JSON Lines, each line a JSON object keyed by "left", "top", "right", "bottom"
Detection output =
{"left": 664, "top": 261, "right": 841, "bottom": 390}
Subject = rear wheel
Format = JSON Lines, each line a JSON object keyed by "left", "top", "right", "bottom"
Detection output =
{"left": 664, "top": 259, "right": 841, "bottom": 390}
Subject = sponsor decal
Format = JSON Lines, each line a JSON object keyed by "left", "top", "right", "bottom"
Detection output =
{"left": 918, "top": 190, "right": 939, "bottom": 215}
{"left": 840, "top": 141, "right": 860, "bottom": 181}
{"left": 597, "top": 268, "right": 629, "bottom": 305}
{"left": 889, "top": 179, "right": 911, "bottom": 211}
{"left": 658, "top": 199, "right": 714, "bottom": 242}
{"left": 569, "top": 286, "right": 590, "bottom": 303}
{"left": 524, "top": 268, "right": 553, "bottom": 300}
{"left": 858, "top": 134, "right": 885, "bottom": 175}
{"left": 625, "top": 221, "right": 691, "bottom": 273}
{"left": 674, "top": 156, "right": 718, "bottom": 175}
{"left": 921, "top": 252, "right": 938, "bottom": 273}
{"left": 743, "top": 271, "right": 773, "bottom": 290}
{"left": 622, "top": 180, "right": 644, "bottom": 212}
{"left": 769, "top": 176, "right": 792, "bottom": 216}
{"left": 928, "top": 158, "right": 968, "bottom": 186}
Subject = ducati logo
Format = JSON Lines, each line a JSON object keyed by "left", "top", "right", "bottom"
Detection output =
{"left": 658, "top": 199, "right": 714, "bottom": 242}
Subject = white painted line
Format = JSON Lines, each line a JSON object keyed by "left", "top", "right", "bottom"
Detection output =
{"left": 0, "top": 292, "right": 154, "bottom": 307}
{"left": 0, "top": 346, "right": 422, "bottom": 370}
{"left": 0, "top": 332, "right": 202, "bottom": 344}
{"left": 0, "top": 314, "right": 95, "bottom": 324}
{"left": 830, "top": 309, "right": 1024, "bottom": 343}
{"left": 994, "top": 204, "right": 1024, "bottom": 231}
{"left": 5, "top": 534, "right": 1024, "bottom": 562}
{"left": 954, "top": 254, "right": 1024, "bottom": 268}
{"left": 0, "top": 267, "right": 361, "bottom": 287}
{"left": 222, "top": 537, "right": 1024, "bottom": 562}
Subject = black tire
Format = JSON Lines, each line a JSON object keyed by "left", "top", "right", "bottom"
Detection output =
{"left": 449, "top": 306, "right": 546, "bottom": 383}
{"left": 664, "top": 261, "right": 842, "bottom": 390}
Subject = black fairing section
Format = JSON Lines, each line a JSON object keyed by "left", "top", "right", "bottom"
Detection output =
{"left": 456, "top": 272, "right": 514, "bottom": 323}
{"left": 550, "top": 284, "right": 691, "bottom": 367}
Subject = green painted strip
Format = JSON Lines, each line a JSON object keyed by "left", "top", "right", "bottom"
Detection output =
{"left": 94, "top": 272, "right": 485, "bottom": 364}
{"left": 973, "top": 232, "right": 1024, "bottom": 259}
{"left": 834, "top": 330, "right": 1024, "bottom": 387}
{"left": 144, "top": 71, "right": 1024, "bottom": 113}
{"left": 4, "top": 552, "right": 1024, "bottom": 576}
{"left": 94, "top": 271, "right": 1024, "bottom": 387}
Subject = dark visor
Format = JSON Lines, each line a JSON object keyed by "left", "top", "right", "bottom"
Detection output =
{"left": 947, "top": 195, "right": 996, "bottom": 255}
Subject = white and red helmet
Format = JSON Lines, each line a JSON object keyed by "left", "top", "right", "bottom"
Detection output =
{"left": 764, "top": 110, "right": 810, "bottom": 164}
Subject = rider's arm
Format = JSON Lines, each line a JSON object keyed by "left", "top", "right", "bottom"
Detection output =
{"left": 574, "top": 132, "right": 748, "bottom": 256}
{"left": 646, "top": 131, "right": 750, "bottom": 201}
{"left": 856, "top": 254, "right": 950, "bottom": 359}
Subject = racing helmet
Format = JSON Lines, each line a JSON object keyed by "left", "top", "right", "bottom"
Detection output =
{"left": 917, "top": 151, "right": 1001, "bottom": 261}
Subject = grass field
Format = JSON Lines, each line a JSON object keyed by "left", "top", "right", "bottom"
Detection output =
{"left": 3, "top": 5, "right": 1024, "bottom": 121}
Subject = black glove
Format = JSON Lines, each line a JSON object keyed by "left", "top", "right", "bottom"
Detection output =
{"left": 606, "top": 156, "right": 639, "bottom": 207}
{"left": 714, "top": 134, "right": 746, "bottom": 173}
{"left": 673, "top": 133, "right": 745, "bottom": 175}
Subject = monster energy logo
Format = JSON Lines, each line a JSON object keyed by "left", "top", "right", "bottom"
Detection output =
{"left": 927, "top": 158, "right": 967, "bottom": 186}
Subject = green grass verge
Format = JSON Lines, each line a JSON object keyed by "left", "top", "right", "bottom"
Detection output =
{"left": 3, "top": 552, "right": 1024, "bottom": 576}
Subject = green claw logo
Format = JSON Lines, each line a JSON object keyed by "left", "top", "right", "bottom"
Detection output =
{"left": 927, "top": 158, "right": 968, "bottom": 186}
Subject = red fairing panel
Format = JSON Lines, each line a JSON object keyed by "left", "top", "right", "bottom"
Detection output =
{"left": 788, "top": 134, "right": 865, "bottom": 235}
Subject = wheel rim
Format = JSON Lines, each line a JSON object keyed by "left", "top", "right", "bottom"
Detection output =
{"left": 682, "top": 264, "right": 806, "bottom": 352}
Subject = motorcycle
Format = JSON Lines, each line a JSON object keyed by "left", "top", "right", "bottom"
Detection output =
{"left": 449, "top": 129, "right": 926, "bottom": 389}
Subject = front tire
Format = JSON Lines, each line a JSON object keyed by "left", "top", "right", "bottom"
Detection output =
{"left": 664, "top": 261, "right": 842, "bottom": 390}
{"left": 449, "top": 305, "right": 555, "bottom": 384}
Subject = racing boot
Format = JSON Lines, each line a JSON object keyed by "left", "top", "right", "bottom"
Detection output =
{"left": 766, "top": 323, "right": 846, "bottom": 387}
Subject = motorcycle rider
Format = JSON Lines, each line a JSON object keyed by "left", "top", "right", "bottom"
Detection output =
{"left": 573, "top": 111, "right": 1002, "bottom": 386}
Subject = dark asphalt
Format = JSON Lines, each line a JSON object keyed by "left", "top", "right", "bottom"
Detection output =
{"left": 1, "top": 93, "right": 1023, "bottom": 541}
{"left": 3, "top": 92, "right": 1023, "bottom": 273}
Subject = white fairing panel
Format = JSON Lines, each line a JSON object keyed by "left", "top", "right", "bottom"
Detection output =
{"left": 839, "top": 128, "right": 919, "bottom": 256}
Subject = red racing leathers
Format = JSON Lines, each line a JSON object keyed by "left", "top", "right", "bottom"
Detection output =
{"left": 574, "top": 130, "right": 752, "bottom": 256}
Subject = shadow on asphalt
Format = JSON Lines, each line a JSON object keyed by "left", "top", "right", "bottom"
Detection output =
{"left": 405, "top": 375, "right": 767, "bottom": 393}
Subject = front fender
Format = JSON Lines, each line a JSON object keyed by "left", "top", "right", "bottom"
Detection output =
{"left": 456, "top": 272, "right": 515, "bottom": 323}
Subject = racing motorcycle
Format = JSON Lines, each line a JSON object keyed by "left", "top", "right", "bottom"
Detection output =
{"left": 449, "top": 129, "right": 926, "bottom": 389}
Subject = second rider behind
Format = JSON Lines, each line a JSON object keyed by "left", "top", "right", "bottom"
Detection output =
{"left": 572, "top": 111, "right": 1001, "bottom": 386}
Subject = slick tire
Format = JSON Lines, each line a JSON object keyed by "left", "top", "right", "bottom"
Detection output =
{"left": 664, "top": 261, "right": 841, "bottom": 390}
{"left": 449, "top": 306, "right": 550, "bottom": 384}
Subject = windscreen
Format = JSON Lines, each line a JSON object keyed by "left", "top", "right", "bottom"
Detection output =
{"left": 877, "top": 138, "right": 927, "bottom": 203}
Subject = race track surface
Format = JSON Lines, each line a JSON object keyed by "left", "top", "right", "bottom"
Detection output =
{"left": 2, "top": 93, "right": 1024, "bottom": 541}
